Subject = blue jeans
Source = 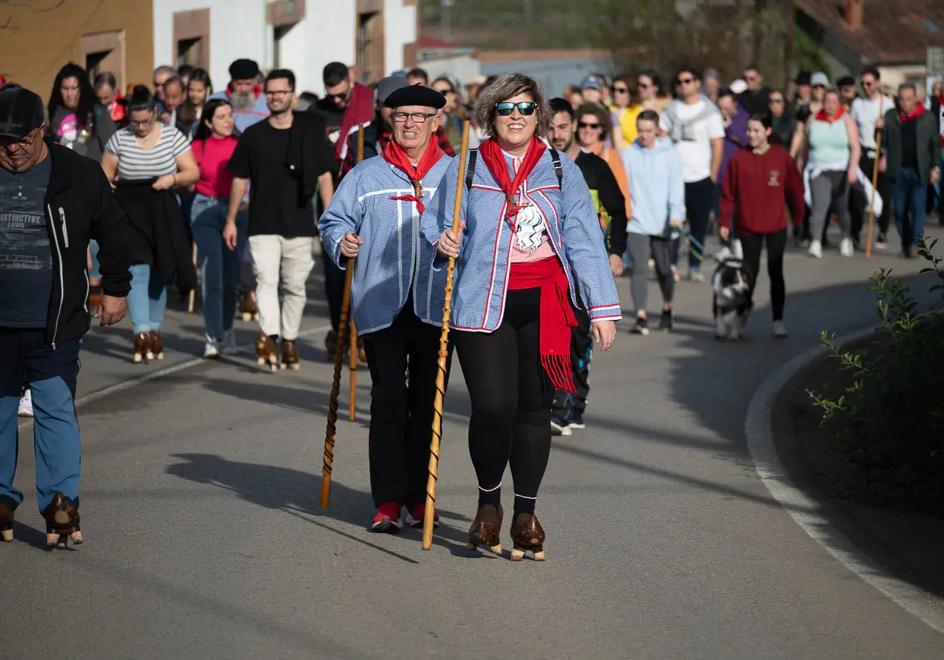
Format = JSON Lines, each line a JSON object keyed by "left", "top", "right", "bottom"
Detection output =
{"left": 128, "top": 264, "right": 167, "bottom": 334}
{"left": 0, "top": 329, "right": 82, "bottom": 512}
{"left": 190, "top": 194, "right": 247, "bottom": 341}
{"left": 892, "top": 167, "right": 927, "bottom": 248}
{"left": 88, "top": 239, "right": 102, "bottom": 280}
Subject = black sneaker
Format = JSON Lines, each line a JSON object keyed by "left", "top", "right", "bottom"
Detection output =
{"left": 567, "top": 414, "right": 586, "bottom": 430}
{"left": 659, "top": 309, "right": 673, "bottom": 331}
{"left": 631, "top": 317, "right": 649, "bottom": 336}
{"left": 550, "top": 416, "right": 572, "bottom": 436}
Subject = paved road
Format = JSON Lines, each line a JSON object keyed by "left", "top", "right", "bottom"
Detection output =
{"left": 5, "top": 228, "right": 944, "bottom": 658}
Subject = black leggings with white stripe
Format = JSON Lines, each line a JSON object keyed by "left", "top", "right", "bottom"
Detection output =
{"left": 454, "top": 288, "right": 551, "bottom": 517}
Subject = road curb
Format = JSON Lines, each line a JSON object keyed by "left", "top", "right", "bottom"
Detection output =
{"left": 745, "top": 328, "right": 944, "bottom": 635}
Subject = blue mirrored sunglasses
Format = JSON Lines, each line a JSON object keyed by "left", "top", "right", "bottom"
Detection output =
{"left": 495, "top": 101, "right": 537, "bottom": 116}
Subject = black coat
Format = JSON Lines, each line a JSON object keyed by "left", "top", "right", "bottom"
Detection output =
{"left": 40, "top": 141, "right": 133, "bottom": 347}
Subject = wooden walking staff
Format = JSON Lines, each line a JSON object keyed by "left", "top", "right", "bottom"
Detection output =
{"left": 348, "top": 128, "right": 365, "bottom": 421}
{"left": 320, "top": 126, "right": 367, "bottom": 509}
{"left": 865, "top": 96, "right": 886, "bottom": 259}
{"left": 423, "top": 120, "right": 471, "bottom": 550}
{"left": 187, "top": 244, "right": 198, "bottom": 312}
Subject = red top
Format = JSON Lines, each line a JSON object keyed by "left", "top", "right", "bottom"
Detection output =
{"left": 719, "top": 144, "right": 804, "bottom": 235}
{"left": 192, "top": 135, "right": 238, "bottom": 199}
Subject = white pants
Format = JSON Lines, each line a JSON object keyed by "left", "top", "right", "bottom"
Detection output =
{"left": 248, "top": 235, "right": 315, "bottom": 340}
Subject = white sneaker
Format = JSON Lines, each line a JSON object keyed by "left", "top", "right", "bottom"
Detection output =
{"left": 203, "top": 337, "right": 220, "bottom": 359}
{"left": 220, "top": 329, "right": 239, "bottom": 355}
{"left": 808, "top": 240, "right": 822, "bottom": 258}
{"left": 772, "top": 320, "right": 788, "bottom": 338}
{"left": 17, "top": 390, "right": 33, "bottom": 417}
{"left": 839, "top": 237, "right": 854, "bottom": 257}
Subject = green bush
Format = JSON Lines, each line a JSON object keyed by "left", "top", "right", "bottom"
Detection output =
{"left": 809, "top": 239, "right": 944, "bottom": 510}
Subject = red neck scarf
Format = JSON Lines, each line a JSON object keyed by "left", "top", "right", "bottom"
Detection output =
{"left": 815, "top": 106, "right": 846, "bottom": 124}
{"left": 898, "top": 103, "right": 926, "bottom": 124}
{"left": 382, "top": 137, "right": 444, "bottom": 214}
{"left": 479, "top": 136, "right": 546, "bottom": 222}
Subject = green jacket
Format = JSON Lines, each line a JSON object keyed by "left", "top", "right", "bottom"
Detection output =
{"left": 883, "top": 108, "right": 942, "bottom": 184}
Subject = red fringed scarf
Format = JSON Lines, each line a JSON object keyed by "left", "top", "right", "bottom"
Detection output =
{"left": 382, "top": 137, "right": 444, "bottom": 214}
{"left": 815, "top": 106, "right": 846, "bottom": 124}
{"left": 508, "top": 258, "right": 577, "bottom": 393}
{"left": 478, "top": 136, "right": 546, "bottom": 224}
{"left": 898, "top": 103, "right": 926, "bottom": 124}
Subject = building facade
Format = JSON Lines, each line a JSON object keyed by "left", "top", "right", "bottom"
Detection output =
{"left": 0, "top": 0, "right": 154, "bottom": 95}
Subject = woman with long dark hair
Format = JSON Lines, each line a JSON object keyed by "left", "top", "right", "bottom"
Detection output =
{"left": 190, "top": 98, "right": 246, "bottom": 357}
{"left": 178, "top": 68, "right": 213, "bottom": 136}
{"left": 46, "top": 62, "right": 115, "bottom": 161}
{"left": 102, "top": 86, "right": 199, "bottom": 363}
{"left": 427, "top": 73, "right": 620, "bottom": 561}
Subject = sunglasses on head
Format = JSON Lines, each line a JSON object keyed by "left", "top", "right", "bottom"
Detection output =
{"left": 495, "top": 101, "right": 537, "bottom": 116}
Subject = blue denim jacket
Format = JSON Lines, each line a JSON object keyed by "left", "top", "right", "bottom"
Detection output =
{"left": 420, "top": 148, "right": 622, "bottom": 331}
{"left": 318, "top": 153, "right": 453, "bottom": 334}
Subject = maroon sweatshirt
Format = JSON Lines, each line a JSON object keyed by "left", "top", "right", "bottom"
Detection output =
{"left": 719, "top": 144, "right": 804, "bottom": 235}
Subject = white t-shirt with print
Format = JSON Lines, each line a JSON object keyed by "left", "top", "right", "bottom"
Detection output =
{"left": 659, "top": 98, "right": 725, "bottom": 183}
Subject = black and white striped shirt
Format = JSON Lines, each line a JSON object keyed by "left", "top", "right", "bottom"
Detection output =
{"left": 105, "top": 123, "right": 190, "bottom": 181}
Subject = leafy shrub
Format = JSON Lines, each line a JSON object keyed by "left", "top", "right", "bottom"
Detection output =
{"left": 809, "top": 239, "right": 944, "bottom": 510}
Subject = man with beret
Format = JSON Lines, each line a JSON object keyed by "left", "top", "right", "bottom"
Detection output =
{"left": 319, "top": 84, "right": 453, "bottom": 533}
{"left": 0, "top": 86, "right": 131, "bottom": 549}
{"left": 212, "top": 58, "right": 270, "bottom": 134}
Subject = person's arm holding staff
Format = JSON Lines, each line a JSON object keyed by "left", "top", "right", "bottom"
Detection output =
{"left": 422, "top": 121, "right": 470, "bottom": 550}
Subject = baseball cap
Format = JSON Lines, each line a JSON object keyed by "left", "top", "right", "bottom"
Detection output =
{"left": 810, "top": 72, "right": 829, "bottom": 87}
{"left": 376, "top": 75, "right": 409, "bottom": 104}
{"left": 579, "top": 76, "right": 602, "bottom": 91}
{"left": 0, "top": 86, "right": 45, "bottom": 139}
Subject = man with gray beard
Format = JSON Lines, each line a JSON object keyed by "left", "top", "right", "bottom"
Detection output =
{"left": 211, "top": 59, "right": 269, "bottom": 133}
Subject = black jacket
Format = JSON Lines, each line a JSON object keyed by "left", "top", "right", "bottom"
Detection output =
{"left": 575, "top": 151, "right": 628, "bottom": 256}
{"left": 883, "top": 108, "right": 942, "bottom": 184}
{"left": 41, "top": 141, "right": 133, "bottom": 347}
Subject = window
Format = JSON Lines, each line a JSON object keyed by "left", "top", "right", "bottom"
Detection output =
{"left": 172, "top": 9, "right": 210, "bottom": 71}
{"left": 357, "top": 10, "right": 384, "bottom": 84}
{"left": 177, "top": 37, "right": 204, "bottom": 68}
{"left": 80, "top": 31, "right": 124, "bottom": 92}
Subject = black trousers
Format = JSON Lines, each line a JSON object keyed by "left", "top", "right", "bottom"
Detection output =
{"left": 361, "top": 303, "right": 449, "bottom": 508}
{"left": 685, "top": 177, "right": 716, "bottom": 270}
{"left": 739, "top": 228, "right": 787, "bottom": 321}
{"left": 454, "top": 288, "right": 552, "bottom": 513}
{"left": 850, "top": 153, "right": 892, "bottom": 239}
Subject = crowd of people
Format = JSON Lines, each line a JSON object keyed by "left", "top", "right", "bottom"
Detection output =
{"left": 0, "top": 55, "right": 942, "bottom": 555}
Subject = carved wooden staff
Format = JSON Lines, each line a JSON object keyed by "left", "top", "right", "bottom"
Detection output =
{"left": 864, "top": 95, "right": 886, "bottom": 259}
{"left": 423, "top": 121, "right": 470, "bottom": 550}
{"left": 348, "top": 128, "right": 366, "bottom": 421}
{"left": 320, "top": 126, "right": 366, "bottom": 509}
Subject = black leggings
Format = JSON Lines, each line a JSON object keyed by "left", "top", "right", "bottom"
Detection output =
{"left": 739, "top": 228, "right": 787, "bottom": 321}
{"left": 454, "top": 288, "right": 551, "bottom": 516}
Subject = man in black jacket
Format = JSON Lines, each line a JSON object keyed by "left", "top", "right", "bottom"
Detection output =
{"left": 546, "top": 97, "right": 627, "bottom": 436}
{"left": 0, "top": 86, "right": 130, "bottom": 548}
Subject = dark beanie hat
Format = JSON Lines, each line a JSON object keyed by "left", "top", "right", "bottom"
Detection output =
{"left": 229, "top": 58, "right": 260, "bottom": 81}
{"left": 383, "top": 84, "right": 446, "bottom": 110}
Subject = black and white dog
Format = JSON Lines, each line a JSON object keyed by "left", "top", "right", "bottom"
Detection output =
{"left": 711, "top": 249, "right": 753, "bottom": 340}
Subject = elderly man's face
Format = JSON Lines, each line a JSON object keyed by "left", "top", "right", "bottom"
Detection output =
{"left": 898, "top": 87, "right": 916, "bottom": 115}
{"left": 0, "top": 125, "right": 46, "bottom": 173}
{"left": 392, "top": 104, "right": 438, "bottom": 154}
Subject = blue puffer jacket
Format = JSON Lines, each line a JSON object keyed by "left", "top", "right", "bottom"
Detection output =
{"left": 420, "top": 147, "right": 622, "bottom": 332}
{"left": 319, "top": 153, "right": 453, "bottom": 334}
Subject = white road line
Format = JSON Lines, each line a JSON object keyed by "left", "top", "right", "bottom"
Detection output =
{"left": 745, "top": 328, "right": 944, "bottom": 635}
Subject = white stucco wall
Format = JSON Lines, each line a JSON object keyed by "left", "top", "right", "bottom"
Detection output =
{"left": 152, "top": 0, "right": 268, "bottom": 92}
{"left": 153, "top": 0, "right": 416, "bottom": 94}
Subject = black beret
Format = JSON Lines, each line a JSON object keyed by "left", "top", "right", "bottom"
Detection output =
{"left": 383, "top": 84, "right": 445, "bottom": 110}
{"left": 229, "top": 58, "right": 260, "bottom": 81}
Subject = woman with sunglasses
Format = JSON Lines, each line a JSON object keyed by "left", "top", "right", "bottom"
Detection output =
{"left": 426, "top": 73, "right": 620, "bottom": 561}
{"left": 575, "top": 103, "right": 632, "bottom": 221}
{"left": 102, "top": 86, "right": 199, "bottom": 362}
{"left": 637, "top": 68, "right": 669, "bottom": 113}
{"left": 611, "top": 74, "right": 642, "bottom": 150}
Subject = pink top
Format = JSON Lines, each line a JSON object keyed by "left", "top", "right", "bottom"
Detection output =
{"left": 192, "top": 135, "right": 238, "bottom": 199}
{"left": 506, "top": 151, "right": 557, "bottom": 263}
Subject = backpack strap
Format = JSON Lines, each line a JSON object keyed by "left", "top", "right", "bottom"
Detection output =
{"left": 465, "top": 149, "right": 478, "bottom": 190}
{"left": 549, "top": 147, "right": 563, "bottom": 189}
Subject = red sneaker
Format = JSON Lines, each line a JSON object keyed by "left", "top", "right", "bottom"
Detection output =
{"left": 405, "top": 502, "right": 439, "bottom": 529}
{"left": 369, "top": 502, "right": 401, "bottom": 533}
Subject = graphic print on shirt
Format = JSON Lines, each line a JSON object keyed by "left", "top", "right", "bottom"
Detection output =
{"left": 768, "top": 170, "right": 781, "bottom": 187}
{"left": 513, "top": 202, "right": 545, "bottom": 253}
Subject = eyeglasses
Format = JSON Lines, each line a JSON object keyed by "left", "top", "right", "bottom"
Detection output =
{"left": 745, "top": 75, "right": 759, "bottom": 83}
{"left": 813, "top": 84, "right": 826, "bottom": 89}
{"left": 769, "top": 98, "right": 785, "bottom": 104}
{"left": 433, "top": 87, "right": 454, "bottom": 95}
{"left": 861, "top": 80, "right": 875, "bottom": 88}
{"left": 613, "top": 86, "right": 629, "bottom": 94}
{"left": 265, "top": 89, "right": 293, "bottom": 96}
{"left": 495, "top": 101, "right": 537, "bottom": 116}
{"left": 677, "top": 77, "right": 695, "bottom": 85}
{"left": 577, "top": 121, "right": 602, "bottom": 129}
{"left": 392, "top": 111, "right": 437, "bottom": 123}
{"left": 637, "top": 82, "right": 652, "bottom": 89}
{"left": 325, "top": 89, "right": 350, "bottom": 101}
